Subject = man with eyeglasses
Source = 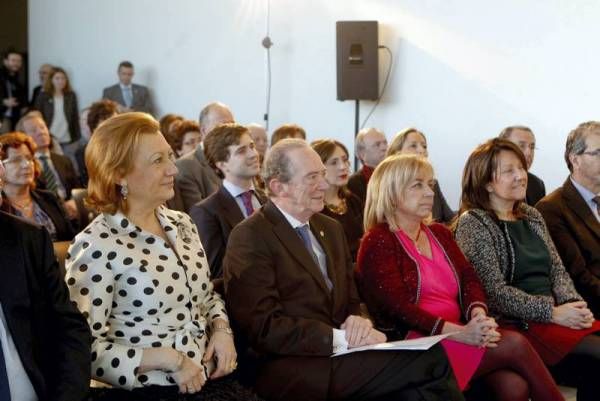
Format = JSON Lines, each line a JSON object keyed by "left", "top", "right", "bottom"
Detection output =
{"left": 537, "top": 121, "right": 600, "bottom": 317}
{"left": 347, "top": 127, "right": 388, "bottom": 203}
{"left": 499, "top": 125, "right": 546, "bottom": 205}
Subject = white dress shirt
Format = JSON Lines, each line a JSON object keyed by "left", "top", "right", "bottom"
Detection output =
{"left": 272, "top": 204, "right": 348, "bottom": 353}
{"left": 0, "top": 304, "right": 38, "bottom": 401}
{"left": 571, "top": 176, "right": 600, "bottom": 222}
{"left": 222, "top": 180, "right": 261, "bottom": 218}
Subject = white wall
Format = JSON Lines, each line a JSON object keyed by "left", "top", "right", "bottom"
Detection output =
{"left": 29, "top": 0, "right": 600, "bottom": 207}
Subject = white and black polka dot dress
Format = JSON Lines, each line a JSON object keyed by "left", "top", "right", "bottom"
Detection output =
{"left": 65, "top": 205, "right": 228, "bottom": 390}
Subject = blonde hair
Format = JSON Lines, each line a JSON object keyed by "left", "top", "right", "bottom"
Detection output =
{"left": 85, "top": 112, "right": 160, "bottom": 214}
{"left": 386, "top": 127, "right": 425, "bottom": 157}
{"left": 364, "top": 154, "right": 433, "bottom": 231}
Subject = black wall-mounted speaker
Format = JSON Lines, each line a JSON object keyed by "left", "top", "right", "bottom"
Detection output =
{"left": 336, "top": 21, "right": 379, "bottom": 101}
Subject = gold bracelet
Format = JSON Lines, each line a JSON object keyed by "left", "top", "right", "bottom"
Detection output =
{"left": 213, "top": 326, "right": 233, "bottom": 336}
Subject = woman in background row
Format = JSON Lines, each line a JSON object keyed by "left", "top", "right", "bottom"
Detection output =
{"left": 34, "top": 67, "right": 81, "bottom": 163}
{"left": 0, "top": 132, "right": 74, "bottom": 241}
{"left": 455, "top": 138, "right": 600, "bottom": 401}
{"left": 311, "top": 139, "right": 364, "bottom": 261}
{"left": 357, "top": 154, "right": 563, "bottom": 401}
{"left": 172, "top": 120, "right": 202, "bottom": 158}
{"left": 387, "top": 127, "right": 455, "bottom": 223}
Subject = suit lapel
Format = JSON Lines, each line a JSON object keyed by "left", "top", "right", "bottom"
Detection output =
{"left": 114, "top": 85, "right": 125, "bottom": 106}
{"left": 216, "top": 187, "right": 245, "bottom": 229}
{"left": 265, "top": 203, "right": 332, "bottom": 296}
{"left": 563, "top": 179, "right": 600, "bottom": 239}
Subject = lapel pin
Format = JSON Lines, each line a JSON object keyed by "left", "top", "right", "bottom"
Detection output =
{"left": 319, "top": 231, "right": 324, "bottom": 237}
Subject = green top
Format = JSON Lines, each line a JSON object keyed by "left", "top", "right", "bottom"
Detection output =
{"left": 503, "top": 219, "right": 553, "bottom": 296}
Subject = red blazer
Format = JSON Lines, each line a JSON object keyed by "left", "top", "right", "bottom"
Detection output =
{"left": 356, "top": 222, "right": 487, "bottom": 339}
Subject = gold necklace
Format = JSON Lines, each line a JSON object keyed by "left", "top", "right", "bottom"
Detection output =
{"left": 11, "top": 197, "right": 33, "bottom": 211}
{"left": 326, "top": 198, "right": 348, "bottom": 215}
{"left": 404, "top": 226, "right": 423, "bottom": 253}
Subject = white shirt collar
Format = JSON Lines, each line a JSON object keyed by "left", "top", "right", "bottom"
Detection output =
{"left": 570, "top": 176, "right": 598, "bottom": 204}
{"left": 273, "top": 202, "right": 308, "bottom": 229}
{"left": 119, "top": 83, "right": 132, "bottom": 90}
{"left": 222, "top": 179, "right": 255, "bottom": 199}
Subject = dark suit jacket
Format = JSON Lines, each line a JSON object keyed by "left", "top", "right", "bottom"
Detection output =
{"left": 102, "top": 83, "right": 153, "bottom": 115}
{"left": 174, "top": 145, "right": 221, "bottom": 212}
{"left": 34, "top": 91, "right": 81, "bottom": 143}
{"left": 347, "top": 168, "right": 368, "bottom": 203}
{"left": 526, "top": 172, "right": 546, "bottom": 206}
{"left": 0, "top": 67, "right": 27, "bottom": 126}
{"left": 224, "top": 201, "right": 362, "bottom": 400}
{"left": 0, "top": 211, "right": 90, "bottom": 401}
{"left": 36, "top": 152, "right": 81, "bottom": 199}
{"left": 431, "top": 180, "right": 456, "bottom": 224}
{"left": 190, "top": 185, "right": 267, "bottom": 278}
{"left": 1, "top": 189, "right": 75, "bottom": 241}
{"left": 536, "top": 178, "right": 600, "bottom": 316}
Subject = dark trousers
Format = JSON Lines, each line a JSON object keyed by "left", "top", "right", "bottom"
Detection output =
{"left": 256, "top": 344, "right": 464, "bottom": 401}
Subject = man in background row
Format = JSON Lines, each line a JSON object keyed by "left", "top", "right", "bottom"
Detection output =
{"left": 102, "top": 61, "right": 154, "bottom": 115}
{"left": 0, "top": 49, "right": 27, "bottom": 133}
{"left": 347, "top": 127, "right": 388, "bottom": 203}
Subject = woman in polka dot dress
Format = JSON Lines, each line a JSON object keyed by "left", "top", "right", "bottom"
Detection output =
{"left": 65, "top": 113, "right": 259, "bottom": 400}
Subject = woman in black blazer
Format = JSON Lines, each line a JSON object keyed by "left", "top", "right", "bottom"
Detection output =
{"left": 34, "top": 67, "right": 81, "bottom": 147}
{"left": 0, "top": 132, "right": 74, "bottom": 241}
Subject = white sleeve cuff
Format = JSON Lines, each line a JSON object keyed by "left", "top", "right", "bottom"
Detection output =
{"left": 332, "top": 329, "right": 348, "bottom": 354}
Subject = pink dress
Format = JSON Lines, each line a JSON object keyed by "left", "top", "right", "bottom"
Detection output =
{"left": 396, "top": 228, "right": 485, "bottom": 390}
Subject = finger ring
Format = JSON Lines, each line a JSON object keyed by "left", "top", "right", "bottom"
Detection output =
{"left": 230, "top": 361, "right": 238, "bottom": 370}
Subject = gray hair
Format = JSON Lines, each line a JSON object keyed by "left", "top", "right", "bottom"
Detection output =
{"left": 498, "top": 125, "right": 533, "bottom": 140}
{"left": 262, "top": 138, "right": 309, "bottom": 197}
{"left": 355, "top": 127, "right": 384, "bottom": 155}
{"left": 565, "top": 121, "right": 600, "bottom": 172}
{"left": 198, "top": 101, "right": 229, "bottom": 131}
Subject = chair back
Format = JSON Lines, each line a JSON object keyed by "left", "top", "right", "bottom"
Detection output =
{"left": 53, "top": 240, "right": 71, "bottom": 277}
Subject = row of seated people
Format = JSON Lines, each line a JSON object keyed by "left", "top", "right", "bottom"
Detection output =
{"left": 3, "top": 110, "right": 599, "bottom": 400}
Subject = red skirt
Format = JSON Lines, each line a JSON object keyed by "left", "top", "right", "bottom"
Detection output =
{"left": 500, "top": 320, "right": 600, "bottom": 365}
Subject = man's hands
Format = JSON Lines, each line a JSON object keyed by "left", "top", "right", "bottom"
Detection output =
{"left": 341, "top": 315, "right": 387, "bottom": 348}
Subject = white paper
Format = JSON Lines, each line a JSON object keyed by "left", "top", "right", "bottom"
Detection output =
{"left": 331, "top": 332, "right": 454, "bottom": 357}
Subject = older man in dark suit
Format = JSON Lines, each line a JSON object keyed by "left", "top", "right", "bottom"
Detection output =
{"left": 0, "top": 159, "right": 91, "bottom": 401}
{"left": 102, "top": 61, "right": 153, "bottom": 115}
{"left": 174, "top": 102, "right": 234, "bottom": 212}
{"left": 223, "top": 139, "right": 463, "bottom": 401}
{"left": 190, "top": 123, "right": 266, "bottom": 278}
{"left": 347, "top": 127, "right": 387, "bottom": 203}
{"left": 537, "top": 121, "right": 600, "bottom": 316}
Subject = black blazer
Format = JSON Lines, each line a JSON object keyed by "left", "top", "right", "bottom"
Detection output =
{"left": 190, "top": 185, "right": 267, "bottom": 278}
{"left": 0, "top": 211, "right": 90, "bottom": 401}
{"left": 431, "top": 180, "right": 456, "bottom": 224}
{"left": 347, "top": 168, "right": 367, "bottom": 204}
{"left": 526, "top": 172, "right": 546, "bottom": 206}
{"left": 1, "top": 189, "right": 75, "bottom": 241}
{"left": 536, "top": 178, "right": 600, "bottom": 316}
{"left": 34, "top": 91, "right": 81, "bottom": 143}
{"left": 36, "top": 152, "right": 81, "bottom": 199}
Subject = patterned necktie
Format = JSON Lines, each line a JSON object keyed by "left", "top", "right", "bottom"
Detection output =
{"left": 295, "top": 224, "right": 332, "bottom": 290}
{"left": 38, "top": 155, "right": 59, "bottom": 194}
{"left": 593, "top": 196, "right": 600, "bottom": 216}
{"left": 0, "top": 337, "right": 11, "bottom": 401}
{"left": 123, "top": 86, "right": 133, "bottom": 108}
{"left": 239, "top": 191, "right": 254, "bottom": 216}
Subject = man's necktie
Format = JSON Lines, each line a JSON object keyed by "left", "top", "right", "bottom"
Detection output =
{"left": 123, "top": 87, "right": 133, "bottom": 108}
{"left": 0, "top": 337, "right": 11, "bottom": 401}
{"left": 295, "top": 224, "right": 332, "bottom": 290}
{"left": 38, "top": 155, "right": 59, "bottom": 194}
{"left": 239, "top": 191, "right": 254, "bottom": 216}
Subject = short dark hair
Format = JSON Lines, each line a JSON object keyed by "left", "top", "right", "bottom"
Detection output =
{"left": 172, "top": 120, "right": 201, "bottom": 152}
{"left": 565, "top": 121, "right": 600, "bottom": 172}
{"left": 2, "top": 48, "right": 21, "bottom": 60}
{"left": 203, "top": 123, "right": 250, "bottom": 178}
{"left": 271, "top": 124, "right": 306, "bottom": 146}
{"left": 88, "top": 100, "right": 119, "bottom": 133}
{"left": 118, "top": 61, "right": 134, "bottom": 70}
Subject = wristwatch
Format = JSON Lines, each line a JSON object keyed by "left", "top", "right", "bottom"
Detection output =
{"left": 213, "top": 323, "right": 233, "bottom": 335}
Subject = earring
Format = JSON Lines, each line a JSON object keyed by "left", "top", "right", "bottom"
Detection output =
{"left": 120, "top": 183, "right": 128, "bottom": 200}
